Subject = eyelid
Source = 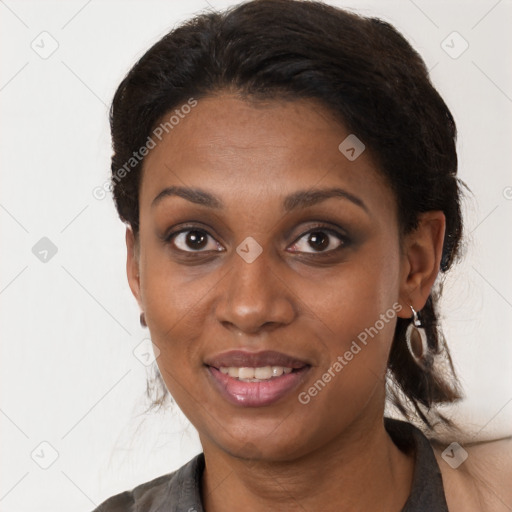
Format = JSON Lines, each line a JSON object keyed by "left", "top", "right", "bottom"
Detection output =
{"left": 290, "top": 222, "right": 349, "bottom": 242}
{"left": 163, "top": 222, "right": 220, "bottom": 242}
{"left": 163, "top": 224, "right": 223, "bottom": 253}
{"left": 287, "top": 224, "right": 350, "bottom": 254}
{"left": 163, "top": 221, "right": 350, "bottom": 255}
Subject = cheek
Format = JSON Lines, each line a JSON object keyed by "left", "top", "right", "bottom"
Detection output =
{"left": 306, "top": 240, "right": 401, "bottom": 345}
{"left": 139, "top": 246, "right": 210, "bottom": 374}
{"left": 301, "top": 236, "right": 402, "bottom": 399}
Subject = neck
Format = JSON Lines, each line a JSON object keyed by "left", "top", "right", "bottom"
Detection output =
{"left": 201, "top": 411, "right": 415, "bottom": 512}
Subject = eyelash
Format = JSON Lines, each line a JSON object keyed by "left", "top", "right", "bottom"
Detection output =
{"left": 163, "top": 223, "right": 351, "bottom": 256}
{"left": 288, "top": 226, "right": 350, "bottom": 255}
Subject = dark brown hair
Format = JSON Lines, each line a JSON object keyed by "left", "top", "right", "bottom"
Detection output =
{"left": 110, "top": 0, "right": 465, "bottom": 428}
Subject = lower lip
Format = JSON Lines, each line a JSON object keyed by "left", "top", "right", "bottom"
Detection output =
{"left": 207, "top": 366, "right": 310, "bottom": 407}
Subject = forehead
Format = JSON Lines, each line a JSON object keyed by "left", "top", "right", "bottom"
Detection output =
{"left": 139, "top": 94, "right": 393, "bottom": 212}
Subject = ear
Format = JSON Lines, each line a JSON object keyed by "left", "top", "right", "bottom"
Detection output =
{"left": 397, "top": 211, "right": 446, "bottom": 319}
{"left": 126, "top": 226, "right": 143, "bottom": 310}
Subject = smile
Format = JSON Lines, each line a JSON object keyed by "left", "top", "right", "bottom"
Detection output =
{"left": 205, "top": 350, "right": 311, "bottom": 407}
{"left": 219, "top": 366, "right": 293, "bottom": 381}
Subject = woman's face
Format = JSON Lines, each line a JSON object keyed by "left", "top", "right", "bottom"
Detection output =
{"left": 128, "top": 94, "right": 416, "bottom": 460}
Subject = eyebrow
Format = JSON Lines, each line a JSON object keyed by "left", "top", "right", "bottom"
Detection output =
{"left": 283, "top": 187, "right": 368, "bottom": 213}
{"left": 151, "top": 185, "right": 368, "bottom": 213}
{"left": 152, "top": 186, "right": 223, "bottom": 209}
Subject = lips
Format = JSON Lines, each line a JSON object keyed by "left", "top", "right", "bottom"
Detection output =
{"left": 204, "top": 350, "right": 309, "bottom": 369}
{"left": 204, "top": 350, "right": 311, "bottom": 407}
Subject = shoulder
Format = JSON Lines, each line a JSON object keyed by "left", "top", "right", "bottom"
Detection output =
{"left": 91, "top": 452, "right": 204, "bottom": 512}
{"left": 92, "top": 471, "right": 176, "bottom": 512}
{"left": 432, "top": 436, "right": 512, "bottom": 512}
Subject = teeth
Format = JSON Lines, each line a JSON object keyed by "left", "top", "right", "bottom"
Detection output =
{"left": 218, "top": 366, "right": 295, "bottom": 381}
{"left": 239, "top": 367, "right": 256, "bottom": 380}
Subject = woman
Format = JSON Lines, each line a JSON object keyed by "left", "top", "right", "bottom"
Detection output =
{"left": 94, "top": 0, "right": 512, "bottom": 510}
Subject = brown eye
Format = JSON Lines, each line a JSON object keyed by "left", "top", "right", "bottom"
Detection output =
{"left": 307, "top": 231, "right": 330, "bottom": 251}
{"left": 167, "top": 228, "right": 222, "bottom": 252}
{"left": 289, "top": 227, "right": 349, "bottom": 254}
{"left": 184, "top": 230, "right": 208, "bottom": 249}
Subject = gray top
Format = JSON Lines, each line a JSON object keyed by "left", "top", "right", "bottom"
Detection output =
{"left": 93, "top": 418, "right": 449, "bottom": 511}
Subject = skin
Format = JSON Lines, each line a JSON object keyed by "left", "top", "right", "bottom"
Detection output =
{"left": 126, "top": 94, "right": 446, "bottom": 511}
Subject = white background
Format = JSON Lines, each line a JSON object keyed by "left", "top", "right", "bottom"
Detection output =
{"left": 1, "top": 0, "right": 511, "bottom": 510}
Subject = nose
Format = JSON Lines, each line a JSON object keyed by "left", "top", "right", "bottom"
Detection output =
{"left": 214, "top": 243, "right": 296, "bottom": 336}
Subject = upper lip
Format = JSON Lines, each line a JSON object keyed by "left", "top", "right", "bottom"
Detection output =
{"left": 205, "top": 350, "right": 310, "bottom": 369}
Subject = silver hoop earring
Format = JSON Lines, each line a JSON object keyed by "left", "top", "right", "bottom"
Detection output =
{"left": 406, "top": 305, "right": 430, "bottom": 369}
